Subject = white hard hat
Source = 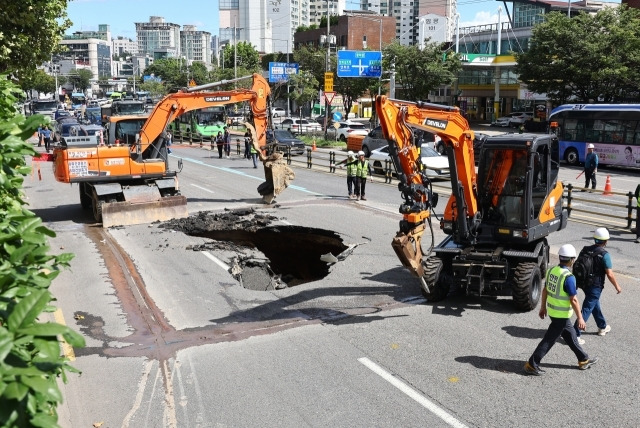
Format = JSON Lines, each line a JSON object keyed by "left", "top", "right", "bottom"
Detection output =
{"left": 587, "top": 143, "right": 595, "bottom": 149}
{"left": 594, "top": 227, "right": 610, "bottom": 241}
{"left": 357, "top": 150, "right": 365, "bottom": 156}
{"left": 558, "top": 244, "right": 577, "bottom": 259}
{"left": 347, "top": 151, "right": 354, "bottom": 157}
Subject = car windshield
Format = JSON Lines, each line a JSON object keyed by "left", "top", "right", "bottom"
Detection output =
{"left": 274, "top": 130, "right": 295, "bottom": 139}
{"left": 421, "top": 147, "right": 439, "bottom": 157}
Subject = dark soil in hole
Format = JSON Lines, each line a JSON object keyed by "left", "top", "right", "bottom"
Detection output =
{"left": 161, "top": 209, "right": 349, "bottom": 289}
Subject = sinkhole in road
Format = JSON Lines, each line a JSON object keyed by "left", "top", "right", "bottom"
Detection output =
{"left": 161, "top": 209, "right": 349, "bottom": 290}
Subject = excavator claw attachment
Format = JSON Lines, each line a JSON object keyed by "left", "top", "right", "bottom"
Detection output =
{"left": 246, "top": 123, "right": 295, "bottom": 203}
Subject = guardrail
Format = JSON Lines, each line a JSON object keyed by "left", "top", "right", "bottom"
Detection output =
{"left": 171, "top": 131, "right": 638, "bottom": 230}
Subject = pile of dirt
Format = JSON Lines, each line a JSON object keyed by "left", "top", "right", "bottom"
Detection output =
{"left": 160, "top": 208, "right": 278, "bottom": 234}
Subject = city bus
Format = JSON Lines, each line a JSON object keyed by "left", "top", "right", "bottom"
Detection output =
{"left": 169, "top": 106, "right": 226, "bottom": 138}
{"left": 549, "top": 104, "right": 640, "bottom": 167}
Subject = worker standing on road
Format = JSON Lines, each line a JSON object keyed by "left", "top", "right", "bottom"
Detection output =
{"left": 583, "top": 143, "right": 598, "bottom": 191}
{"left": 250, "top": 141, "right": 258, "bottom": 169}
{"left": 41, "top": 125, "right": 52, "bottom": 152}
{"left": 354, "top": 150, "right": 372, "bottom": 201}
{"left": 574, "top": 228, "right": 622, "bottom": 344}
{"left": 524, "top": 244, "right": 598, "bottom": 376}
{"left": 244, "top": 130, "right": 251, "bottom": 159}
{"left": 337, "top": 151, "right": 358, "bottom": 199}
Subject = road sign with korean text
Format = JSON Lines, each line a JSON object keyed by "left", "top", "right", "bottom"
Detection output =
{"left": 324, "top": 72, "right": 334, "bottom": 92}
{"left": 337, "top": 50, "right": 382, "bottom": 78}
{"left": 269, "top": 62, "right": 299, "bottom": 83}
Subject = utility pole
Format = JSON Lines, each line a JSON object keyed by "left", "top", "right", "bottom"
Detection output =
{"left": 234, "top": 17, "right": 238, "bottom": 86}
{"left": 324, "top": 0, "right": 330, "bottom": 139}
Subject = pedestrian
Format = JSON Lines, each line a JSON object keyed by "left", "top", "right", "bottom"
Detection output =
{"left": 337, "top": 151, "right": 358, "bottom": 199}
{"left": 354, "top": 150, "right": 372, "bottom": 201}
{"left": 166, "top": 130, "right": 172, "bottom": 154}
{"left": 250, "top": 141, "right": 259, "bottom": 169}
{"left": 215, "top": 131, "right": 224, "bottom": 158}
{"left": 244, "top": 130, "right": 251, "bottom": 159}
{"left": 223, "top": 126, "right": 231, "bottom": 159}
{"left": 635, "top": 184, "right": 640, "bottom": 243}
{"left": 583, "top": 143, "right": 598, "bottom": 191}
{"left": 524, "top": 244, "right": 598, "bottom": 376}
{"left": 37, "top": 124, "right": 43, "bottom": 147}
{"left": 573, "top": 227, "right": 622, "bottom": 344}
{"left": 41, "top": 125, "right": 52, "bottom": 152}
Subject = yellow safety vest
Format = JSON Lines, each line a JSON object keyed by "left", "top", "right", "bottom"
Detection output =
{"left": 545, "top": 265, "right": 573, "bottom": 318}
{"left": 346, "top": 159, "right": 357, "bottom": 176}
{"left": 356, "top": 160, "right": 369, "bottom": 178}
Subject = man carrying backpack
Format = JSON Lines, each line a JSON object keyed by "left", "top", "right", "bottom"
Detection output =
{"left": 573, "top": 228, "right": 622, "bottom": 344}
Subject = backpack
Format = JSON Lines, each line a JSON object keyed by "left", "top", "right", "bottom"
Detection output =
{"left": 573, "top": 246, "right": 605, "bottom": 289}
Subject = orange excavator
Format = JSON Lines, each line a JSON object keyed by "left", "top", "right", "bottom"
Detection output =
{"left": 50, "top": 73, "right": 293, "bottom": 227}
{"left": 376, "top": 96, "right": 567, "bottom": 310}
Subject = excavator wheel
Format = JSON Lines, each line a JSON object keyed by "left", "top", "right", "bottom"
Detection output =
{"left": 92, "top": 197, "right": 105, "bottom": 223}
{"left": 512, "top": 262, "right": 542, "bottom": 311}
{"left": 422, "top": 257, "right": 453, "bottom": 302}
{"left": 79, "top": 183, "right": 92, "bottom": 210}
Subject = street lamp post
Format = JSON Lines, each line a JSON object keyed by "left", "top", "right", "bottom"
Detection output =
{"left": 268, "top": 38, "right": 291, "bottom": 116}
{"left": 324, "top": 0, "right": 331, "bottom": 139}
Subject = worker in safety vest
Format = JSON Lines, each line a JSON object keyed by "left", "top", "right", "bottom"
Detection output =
{"left": 354, "top": 150, "right": 371, "bottom": 201}
{"left": 524, "top": 244, "right": 599, "bottom": 375}
{"left": 337, "top": 151, "right": 358, "bottom": 199}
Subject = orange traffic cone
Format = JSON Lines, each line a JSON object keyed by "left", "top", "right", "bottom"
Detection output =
{"left": 312, "top": 140, "right": 317, "bottom": 151}
{"left": 603, "top": 175, "right": 613, "bottom": 196}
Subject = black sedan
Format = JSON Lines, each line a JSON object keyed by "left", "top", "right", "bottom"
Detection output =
{"left": 271, "top": 129, "right": 306, "bottom": 156}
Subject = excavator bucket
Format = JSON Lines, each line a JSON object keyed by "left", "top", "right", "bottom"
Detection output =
{"left": 96, "top": 181, "right": 188, "bottom": 228}
{"left": 258, "top": 152, "right": 295, "bottom": 203}
{"left": 101, "top": 195, "right": 188, "bottom": 228}
{"left": 245, "top": 123, "right": 295, "bottom": 203}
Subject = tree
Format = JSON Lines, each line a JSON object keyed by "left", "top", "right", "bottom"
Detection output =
{"left": 143, "top": 58, "right": 185, "bottom": 92}
{"left": 288, "top": 71, "right": 319, "bottom": 116}
{"left": 139, "top": 80, "right": 166, "bottom": 99}
{"left": 221, "top": 42, "right": 260, "bottom": 72}
{"left": 19, "top": 68, "right": 55, "bottom": 98}
{"left": 382, "top": 40, "right": 461, "bottom": 101}
{"left": 334, "top": 76, "right": 375, "bottom": 119}
{"left": 66, "top": 69, "right": 93, "bottom": 92}
{"left": 293, "top": 45, "right": 333, "bottom": 92}
{"left": 0, "top": 0, "right": 71, "bottom": 75}
{"left": 515, "top": 7, "right": 640, "bottom": 103}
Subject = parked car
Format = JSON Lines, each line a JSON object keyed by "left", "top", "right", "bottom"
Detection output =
{"left": 327, "top": 121, "right": 369, "bottom": 142}
{"left": 313, "top": 115, "right": 334, "bottom": 128}
{"left": 54, "top": 120, "right": 82, "bottom": 142}
{"left": 360, "top": 126, "right": 389, "bottom": 157}
{"left": 276, "top": 118, "right": 323, "bottom": 135}
{"left": 492, "top": 112, "right": 533, "bottom": 128}
{"left": 271, "top": 107, "right": 286, "bottom": 117}
{"left": 271, "top": 129, "right": 306, "bottom": 156}
{"left": 369, "top": 145, "right": 450, "bottom": 180}
{"left": 227, "top": 111, "right": 244, "bottom": 126}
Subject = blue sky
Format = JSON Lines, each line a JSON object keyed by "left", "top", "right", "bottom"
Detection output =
{"left": 67, "top": 0, "right": 620, "bottom": 40}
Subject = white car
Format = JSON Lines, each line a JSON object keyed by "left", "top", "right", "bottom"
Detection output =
{"left": 492, "top": 112, "right": 532, "bottom": 128}
{"left": 329, "top": 121, "right": 369, "bottom": 141}
{"left": 369, "top": 145, "right": 450, "bottom": 180}
{"left": 276, "top": 117, "right": 323, "bottom": 134}
{"left": 271, "top": 107, "right": 286, "bottom": 117}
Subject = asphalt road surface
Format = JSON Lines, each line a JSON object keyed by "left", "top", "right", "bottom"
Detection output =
{"left": 23, "top": 137, "right": 640, "bottom": 428}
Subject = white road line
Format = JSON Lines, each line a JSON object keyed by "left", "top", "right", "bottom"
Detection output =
{"left": 190, "top": 183, "right": 216, "bottom": 194}
{"left": 358, "top": 357, "right": 468, "bottom": 428}
{"left": 179, "top": 156, "right": 320, "bottom": 195}
{"left": 122, "top": 360, "right": 155, "bottom": 428}
{"left": 202, "top": 251, "right": 230, "bottom": 271}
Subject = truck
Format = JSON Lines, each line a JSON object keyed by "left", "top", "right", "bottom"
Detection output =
{"left": 29, "top": 99, "right": 59, "bottom": 120}
{"left": 49, "top": 73, "right": 293, "bottom": 227}
{"left": 100, "top": 99, "right": 147, "bottom": 125}
{"left": 375, "top": 96, "right": 568, "bottom": 310}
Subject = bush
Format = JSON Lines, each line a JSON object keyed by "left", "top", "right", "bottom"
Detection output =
{"left": 0, "top": 75, "right": 84, "bottom": 427}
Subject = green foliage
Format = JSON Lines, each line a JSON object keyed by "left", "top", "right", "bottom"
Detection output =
{"left": 221, "top": 42, "right": 260, "bottom": 72}
{"left": 0, "top": 75, "right": 83, "bottom": 427}
{"left": 17, "top": 70, "right": 55, "bottom": 99}
{"left": 293, "top": 45, "right": 333, "bottom": 92}
{"left": 515, "top": 7, "right": 640, "bottom": 103}
{"left": 0, "top": 0, "right": 72, "bottom": 75}
{"left": 288, "top": 71, "right": 319, "bottom": 112}
{"left": 383, "top": 40, "right": 461, "bottom": 101}
{"left": 66, "top": 69, "right": 93, "bottom": 92}
{"left": 335, "top": 76, "right": 376, "bottom": 118}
